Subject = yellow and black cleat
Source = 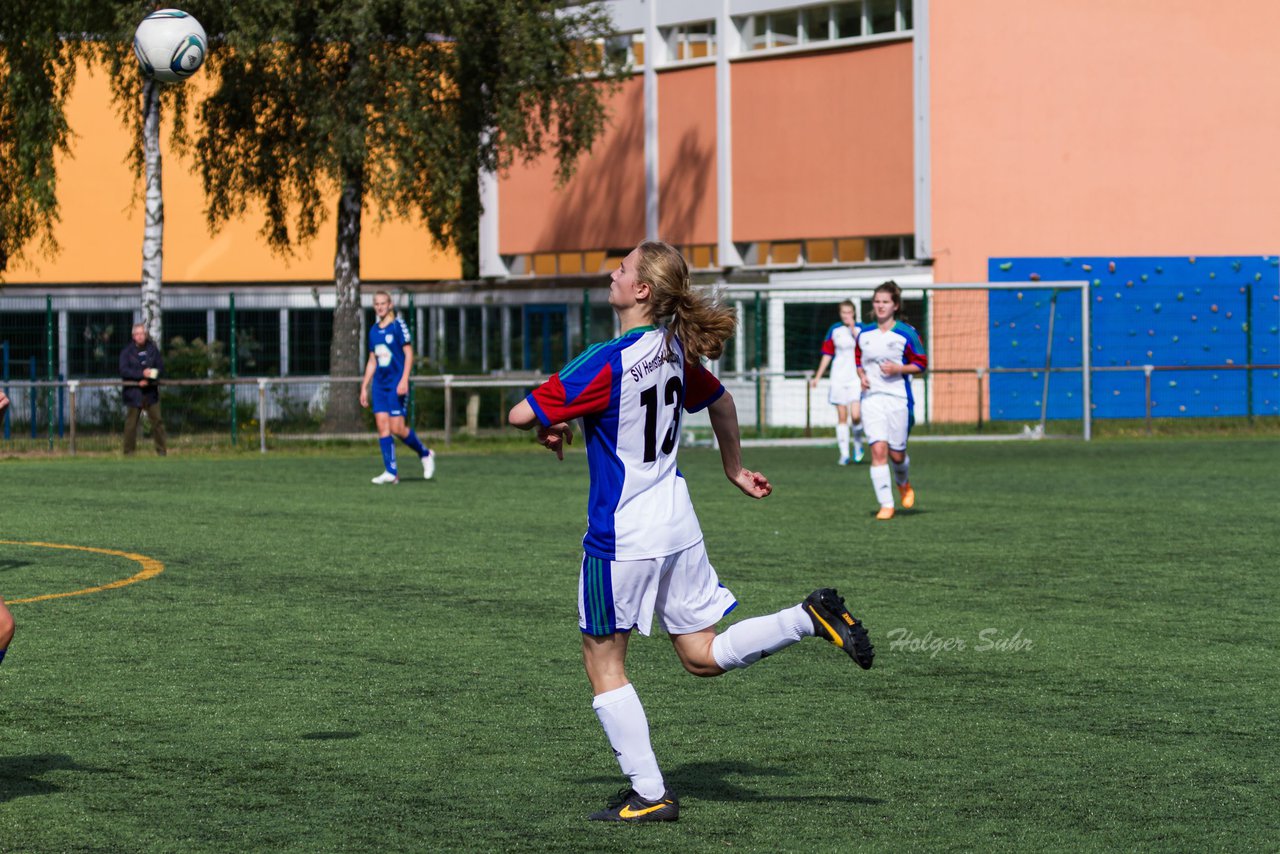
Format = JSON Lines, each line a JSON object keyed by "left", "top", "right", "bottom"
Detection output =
{"left": 804, "top": 588, "right": 874, "bottom": 669}
{"left": 588, "top": 788, "right": 680, "bottom": 823}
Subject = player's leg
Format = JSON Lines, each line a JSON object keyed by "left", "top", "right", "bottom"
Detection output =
{"left": 887, "top": 405, "right": 914, "bottom": 509}
{"left": 862, "top": 397, "right": 896, "bottom": 517}
{"left": 834, "top": 403, "right": 851, "bottom": 464}
{"left": 372, "top": 410, "right": 398, "bottom": 483}
{"left": 123, "top": 406, "right": 141, "bottom": 455}
{"left": 0, "top": 596, "right": 14, "bottom": 666}
{"left": 389, "top": 411, "right": 434, "bottom": 479}
{"left": 850, "top": 399, "right": 866, "bottom": 462}
{"left": 581, "top": 555, "right": 677, "bottom": 822}
{"left": 147, "top": 403, "right": 167, "bottom": 456}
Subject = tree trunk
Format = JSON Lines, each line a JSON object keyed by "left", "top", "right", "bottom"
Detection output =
{"left": 323, "top": 161, "right": 365, "bottom": 433}
{"left": 458, "top": 158, "right": 481, "bottom": 281}
{"left": 141, "top": 79, "right": 163, "bottom": 343}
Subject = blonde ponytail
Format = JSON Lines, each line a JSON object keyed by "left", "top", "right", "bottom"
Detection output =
{"left": 635, "top": 241, "right": 736, "bottom": 361}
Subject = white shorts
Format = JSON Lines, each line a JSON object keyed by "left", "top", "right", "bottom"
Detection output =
{"left": 828, "top": 382, "right": 861, "bottom": 407}
{"left": 860, "top": 393, "right": 912, "bottom": 451}
{"left": 579, "top": 540, "right": 738, "bottom": 637}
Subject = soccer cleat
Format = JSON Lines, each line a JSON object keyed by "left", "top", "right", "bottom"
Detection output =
{"left": 875, "top": 506, "right": 895, "bottom": 520}
{"left": 899, "top": 482, "right": 915, "bottom": 509}
{"left": 803, "top": 588, "right": 874, "bottom": 669}
{"left": 371, "top": 471, "right": 399, "bottom": 485}
{"left": 853, "top": 445, "right": 865, "bottom": 464}
{"left": 421, "top": 453, "right": 435, "bottom": 480}
{"left": 838, "top": 456, "right": 851, "bottom": 466}
{"left": 588, "top": 788, "right": 680, "bottom": 823}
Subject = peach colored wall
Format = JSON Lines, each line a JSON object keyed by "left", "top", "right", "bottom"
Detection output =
{"left": 3, "top": 65, "right": 459, "bottom": 285}
{"left": 931, "top": 0, "right": 1280, "bottom": 285}
{"left": 498, "top": 78, "right": 645, "bottom": 254}
{"left": 657, "top": 65, "right": 717, "bottom": 245}
{"left": 732, "top": 42, "right": 914, "bottom": 241}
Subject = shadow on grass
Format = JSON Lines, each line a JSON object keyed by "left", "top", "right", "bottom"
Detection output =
{"left": 299, "top": 731, "right": 361, "bottom": 741}
{"left": 583, "top": 760, "right": 884, "bottom": 806}
{"left": 0, "top": 754, "right": 92, "bottom": 803}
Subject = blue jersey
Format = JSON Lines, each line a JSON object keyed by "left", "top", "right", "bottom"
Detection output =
{"left": 369, "top": 317, "right": 412, "bottom": 389}
{"left": 526, "top": 326, "right": 724, "bottom": 561}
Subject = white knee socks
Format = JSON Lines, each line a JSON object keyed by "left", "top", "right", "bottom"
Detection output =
{"left": 891, "top": 455, "right": 910, "bottom": 486}
{"left": 593, "top": 683, "right": 666, "bottom": 800}
{"left": 870, "top": 463, "right": 894, "bottom": 508}
{"left": 835, "top": 423, "right": 850, "bottom": 460}
{"left": 711, "top": 604, "right": 814, "bottom": 671}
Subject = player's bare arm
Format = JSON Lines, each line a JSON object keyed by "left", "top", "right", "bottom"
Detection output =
{"left": 508, "top": 399, "right": 573, "bottom": 460}
{"left": 707, "top": 390, "right": 772, "bottom": 499}
{"left": 359, "top": 353, "right": 377, "bottom": 408}
{"left": 397, "top": 343, "right": 413, "bottom": 396}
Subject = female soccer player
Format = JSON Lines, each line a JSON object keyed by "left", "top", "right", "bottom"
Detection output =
{"left": 509, "top": 241, "right": 874, "bottom": 823}
{"left": 809, "top": 299, "right": 866, "bottom": 464}
{"left": 359, "top": 291, "right": 434, "bottom": 484}
{"left": 855, "top": 281, "right": 928, "bottom": 519}
{"left": 0, "top": 392, "right": 12, "bottom": 664}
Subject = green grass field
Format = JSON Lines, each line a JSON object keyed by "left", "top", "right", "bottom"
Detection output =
{"left": 2, "top": 438, "right": 1277, "bottom": 852}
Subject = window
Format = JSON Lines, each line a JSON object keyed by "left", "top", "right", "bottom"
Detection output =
{"left": 869, "top": 0, "right": 899, "bottom": 34}
{"left": 0, "top": 312, "right": 59, "bottom": 379}
{"left": 667, "top": 20, "right": 716, "bottom": 62}
{"left": 805, "top": 6, "right": 833, "bottom": 42}
{"left": 215, "top": 309, "right": 281, "bottom": 376}
{"left": 288, "top": 309, "right": 333, "bottom": 376}
{"left": 69, "top": 311, "right": 133, "bottom": 378}
{"left": 604, "top": 32, "right": 644, "bottom": 69}
{"left": 835, "top": 2, "right": 863, "bottom": 38}
{"left": 784, "top": 302, "right": 845, "bottom": 372}
{"left": 162, "top": 310, "right": 208, "bottom": 348}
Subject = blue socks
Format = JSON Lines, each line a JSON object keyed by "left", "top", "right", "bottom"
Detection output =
{"left": 400, "top": 429, "right": 429, "bottom": 458}
{"left": 379, "top": 436, "right": 397, "bottom": 475}
{"left": 0, "top": 647, "right": 6, "bottom": 665}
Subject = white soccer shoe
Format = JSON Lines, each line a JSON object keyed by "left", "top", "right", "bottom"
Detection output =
{"left": 371, "top": 471, "right": 399, "bottom": 485}
{"left": 421, "top": 454, "right": 435, "bottom": 480}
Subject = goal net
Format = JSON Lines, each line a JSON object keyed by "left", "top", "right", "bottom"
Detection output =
{"left": 698, "top": 278, "right": 1092, "bottom": 442}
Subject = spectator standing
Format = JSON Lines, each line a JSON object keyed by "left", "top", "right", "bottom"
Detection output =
{"left": 120, "top": 323, "right": 168, "bottom": 456}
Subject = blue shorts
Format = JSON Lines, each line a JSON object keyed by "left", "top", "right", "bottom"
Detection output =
{"left": 371, "top": 385, "right": 407, "bottom": 417}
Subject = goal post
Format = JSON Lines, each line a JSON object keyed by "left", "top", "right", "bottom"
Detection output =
{"left": 701, "top": 277, "right": 1092, "bottom": 443}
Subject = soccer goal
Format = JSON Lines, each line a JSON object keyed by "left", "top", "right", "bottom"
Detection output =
{"left": 701, "top": 277, "right": 1092, "bottom": 443}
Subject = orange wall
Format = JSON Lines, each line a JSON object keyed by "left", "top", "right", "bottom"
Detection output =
{"left": 498, "top": 78, "right": 646, "bottom": 254}
{"left": 931, "top": 0, "right": 1280, "bottom": 284}
{"left": 4, "top": 65, "right": 459, "bottom": 285}
{"left": 657, "top": 65, "right": 717, "bottom": 246}
{"left": 732, "top": 42, "right": 914, "bottom": 241}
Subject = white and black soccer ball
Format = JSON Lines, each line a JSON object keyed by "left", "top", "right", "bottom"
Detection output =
{"left": 133, "top": 9, "right": 207, "bottom": 84}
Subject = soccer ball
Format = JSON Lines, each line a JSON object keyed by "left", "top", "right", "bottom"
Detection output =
{"left": 133, "top": 9, "right": 208, "bottom": 84}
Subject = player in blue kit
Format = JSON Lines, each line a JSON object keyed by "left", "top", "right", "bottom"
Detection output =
{"left": 509, "top": 241, "right": 874, "bottom": 824}
{"left": 359, "top": 291, "right": 434, "bottom": 484}
{"left": 855, "top": 281, "right": 928, "bottom": 519}
{"left": 0, "top": 392, "right": 12, "bottom": 665}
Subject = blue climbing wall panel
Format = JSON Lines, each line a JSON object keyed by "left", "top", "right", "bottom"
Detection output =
{"left": 988, "top": 256, "right": 1280, "bottom": 419}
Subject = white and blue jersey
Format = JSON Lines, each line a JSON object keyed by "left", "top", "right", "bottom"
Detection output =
{"left": 369, "top": 317, "right": 412, "bottom": 414}
{"left": 855, "top": 320, "right": 928, "bottom": 406}
{"left": 526, "top": 325, "right": 725, "bottom": 562}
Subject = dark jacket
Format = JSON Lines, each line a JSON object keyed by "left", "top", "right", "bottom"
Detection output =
{"left": 120, "top": 340, "right": 163, "bottom": 408}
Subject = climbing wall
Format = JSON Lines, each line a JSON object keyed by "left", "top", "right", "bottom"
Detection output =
{"left": 988, "top": 256, "right": 1280, "bottom": 419}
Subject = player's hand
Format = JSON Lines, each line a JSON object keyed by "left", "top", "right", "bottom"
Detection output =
{"left": 359, "top": 389, "right": 369, "bottom": 408}
{"left": 860, "top": 374, "right": 871, "bottom": 390}
{"left": 729, "top": 468, "right": 772, "bottom": 499}
{"left": 808, "top": 376, "right": 819, "bottom": 389}
{"left": 881, "top": 362, "right": 902, "bottom": 377}
{"left": 396, "top": 379, "right": 409, "bottom": 396}
{"left": 537, "top": 422, "right": 573, "bottom": 460}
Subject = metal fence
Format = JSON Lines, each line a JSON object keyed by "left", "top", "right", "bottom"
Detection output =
{"left": 4, "top": 363, "right": 1277, "bottom": 455}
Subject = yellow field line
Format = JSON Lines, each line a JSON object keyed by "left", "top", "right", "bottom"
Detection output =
{"left": 0, "top": 540, "right": 165, "bottom": 604}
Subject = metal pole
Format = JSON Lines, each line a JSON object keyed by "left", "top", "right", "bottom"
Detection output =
{"left": 1144, "top": 364, "right": 1153, "bottom": 435}
{"left": 754, "top": 291, "right": 764, "bottom": 436}
{"left": 1040, "top": 288, "right": 1058, "bottom": 434}
{"left": 1081, "top": 283, "right": 1092, "bottom": 441}
{"left": 68, "top": 380, "right": 78, "bottom": 455}
{"left": 46, "top": 295, "right": 54, "bottom": 450}
{"left": 230, "top": 292, "right": 238, "bottom": 446}
{"left": 976, "top": 367, "right": 984, "bottom": 433}
{"left": 805, "top": 371, "right": 812, "bottom": 438}
{"left": 1245, "top": 282, "right": 1254, "bottom": 422}
{"left": 2, "top": 340, "right": 9, "bottom": 440}
{"left": 407, "top": 293, "right": 417, "bottom": 426}
{"left": 29, "top": 356, "right": 37, "bottom": 439}
{"left": 258, "top": 378, "right": 268, "bottom": 453}
{"left": 443, "top": 375, "right": 454, "bottom": 445}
